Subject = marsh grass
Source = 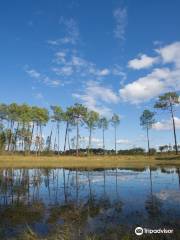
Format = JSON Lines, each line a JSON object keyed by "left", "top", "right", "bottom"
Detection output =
{"left": 0, "top": 154, "right": 179, "bottom": 169}
{"left": 9, "top": 224, "right": 180, "bottom": 240}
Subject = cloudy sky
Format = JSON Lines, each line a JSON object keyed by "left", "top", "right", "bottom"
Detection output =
{"left": 0, "top": 0, "right": 180, "bottom": 150}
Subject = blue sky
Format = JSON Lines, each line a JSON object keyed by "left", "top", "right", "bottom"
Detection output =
{"left": 0, "top": 0, "right": 180, "bottom": 150}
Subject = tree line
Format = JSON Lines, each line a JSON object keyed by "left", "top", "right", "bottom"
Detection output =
{"left": 0, "top": 103, "right": 120, "bottom": 155}
{"left": 0, "top": 91, "right": 179, "bottom": 156}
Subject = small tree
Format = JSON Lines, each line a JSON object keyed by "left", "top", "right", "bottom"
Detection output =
{"left": 159, "top": 145, "right": 165, "bottom": 153}
{"left": 51, "top": 106, "right": 64, "bottom": 155}
{"left": 0, "top": 131, "right": 6, "bottom": 152}
{"left": 98, "top": 117, "right": 109, "bottom": 154}
{"left": 63, "top": 107, "right": 74, "bottom": 152}
{"left": 71, "top": 103, "right": 87, "bottom": 156}
{"left": 140, "top": 110, "right": 155, "bottom": 154}
{"left": 111, "top": 114, "right": 120, "bottom": 154}
{"left": 154, "top": 92, "right": 179, "bottom": 155}
{"left": 85, "top": 110, "right": 99, "bottom": 154}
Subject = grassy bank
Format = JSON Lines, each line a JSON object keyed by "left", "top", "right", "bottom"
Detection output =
{"left": 0, "top": 154, "right": 180, "bottom": 169}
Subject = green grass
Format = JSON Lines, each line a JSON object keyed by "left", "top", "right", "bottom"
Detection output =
{"left": 0, "top": 154, "right": 180, "bottom": 169}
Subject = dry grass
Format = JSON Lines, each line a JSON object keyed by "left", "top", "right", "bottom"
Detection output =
{"left": 0, "top": 154, "right": 179, "bottom": 169}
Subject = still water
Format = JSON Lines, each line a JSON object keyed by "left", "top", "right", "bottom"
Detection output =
{"left": 0, "top": 167, "right": 180, "bottom": 239}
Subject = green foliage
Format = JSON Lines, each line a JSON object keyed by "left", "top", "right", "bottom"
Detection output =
{"left": 72, "top": 103, "right": 88, "bottom": 121}
{"left": 154, "top": 92, "right": 179, "bottom": 110}
{"left": 0, "top": 103, "right": 8, "bottom": 121}
{"left": 111, "top": 113, "right": 120, "bottom": 127}
{"left": 0, "top": 131, "right": 6, "bottom": 151}
{"left": 140, "top": 109, "right": 155, "bottom": 129}
{"left": 85, "top": 110, "right": 99, "bottom": 129}
{"left": 118, "top": 147, "right": 145, "bottom": 154}
{"left": 64, "top": 107, "right": 74, "bottom": 124}
{"left": 98, "top": 117, "right": 108, "bottom": 130}
{"left": 31, "top": 106, "right": 49, "bottom": 125}
{"left": 51, "top": 105, "right": 64, "bottom": 123}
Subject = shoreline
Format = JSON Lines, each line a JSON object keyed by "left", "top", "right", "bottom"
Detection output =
{"left": 0, "top": 155, "right": 180, "bottom": 169}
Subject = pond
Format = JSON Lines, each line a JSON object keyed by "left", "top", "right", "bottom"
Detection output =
{"left": 0, "top": 167, "right": 180, "bottom": 239}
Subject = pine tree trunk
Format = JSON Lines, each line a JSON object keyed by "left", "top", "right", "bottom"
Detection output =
{"left": 88, "top": 127, "right": 92, "bottom": 155}
{"left": 13, "top": 122, "right": 19, "bottom": 152}
{"left": 36, "top": 124, "right": 38, "bottom": 156}
{"left": 115, "top": 125, "right": 117, "bottom": 154}
{"left": 48, "top": 129, "right": 53, "bottom": 151}
{"left": 29, "top": 122, "right": 34, "bottom": 153}
{"left": 7, "top": 120, "right": 14, "bottom": 152}
{"left": 54, "top": 136, "right": 56, "bottom": 152}
{"left": 103, "top": 128, "right": 105, "bottom": 154}
{"left": 39, "top": 125, "right": 42, "bottom": 155}
{"left": 76, "top": 121, "right": 79, "bottom": 156}
{"left": 147, "top": 127, "right": 150, "bottom": 154}
{"left": 57, "top": 122, "right": 60, "bottom": 155}
{"left": 64, "top": 121, "right": 69, "bottom": 152}
{"left": 68, "top": 131, "right": 71, "bottom": 150}
{"left": 170, "top": 103, "right": 178, "bottom": 154}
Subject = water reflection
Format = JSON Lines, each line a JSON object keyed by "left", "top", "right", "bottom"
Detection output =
{"left": 0, "top": 167, "right": 180, "bottom": 239}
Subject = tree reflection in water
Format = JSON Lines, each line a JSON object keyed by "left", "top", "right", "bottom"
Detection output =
{"left": 145, "top": 167, "right": 162, "bottom": 222}
{"left": 0, "top": 167, "right": 179, "bottom": 240}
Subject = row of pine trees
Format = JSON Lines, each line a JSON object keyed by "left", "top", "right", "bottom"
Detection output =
{"left": 0, "top": 103, "right": 120, "bottom": 155}
{"left": 0, "top": 91, "right": 179, "bottom": 155}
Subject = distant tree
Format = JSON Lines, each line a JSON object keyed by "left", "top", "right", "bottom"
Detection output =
{"left": 159, "top": 145, "right": 165, "bottom": 153}
{"left": 85, "top": 110, "right": 99, "bottom": 154}
{"left": 149, "top": 148, "right": 156, "bottom": 154}
{"left": 7, "top": 103, "right": 21, "bottom": 151}
{"left": 0, "top": 131, "right": 6, "bottom": 152}
{"left": 71, "top": 103, "right": 87, "bottom": 156}
{"left": 129, "top": 147, "right": 145, "bottom": 154}
{"left": 140, "top": 110, "right": 155, "bottom": 154}
{"left": 111, "top": 114, "right": 120, "bottom": 154}
{"left": 173, "top": 145, "right": 180, "bottom": 151}
{"left": 154, "top": 92, "right": 179, "bottom": 155}
{"left": 0, "top": 104, "right": 8, "bottom": 125}
{"left": 159, "top": 145, "right": 169, "bottom": 153}
{"left": 51, "top": 106, "right": 64, "bottom": 155}
{"left": 63, "top": 107, "right": 74, "bottom": 152}
{"left": 98, "top": 117, "right": 109, "bottom": 154}
{"left": 32, "top": 107, "right": 49, "bottom": 155}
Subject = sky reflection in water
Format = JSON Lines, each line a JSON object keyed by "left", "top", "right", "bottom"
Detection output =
{"left": 0, "top": 167, "right": 180, "bottom": 238}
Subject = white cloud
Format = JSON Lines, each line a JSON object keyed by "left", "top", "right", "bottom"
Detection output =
{"left": 48, "top": 17, "right": 79, "bottom": 46}
{"left": 128, "top": 54, "right": 158, "bottom": 70}
{"left": 25, "top": 67, "right": 62, "bottom": 87}
{"left": 81, "top": 137, "right": 103, "bottom": 148}
{"left": 73, "top": 93, "right": 113, "bottom": 117}
{"left": 84, "top": 137, "right": 102, "bottom": 144}
{"left": 73, "top": 81, "right": 119, "bottom": 116}
{"left": 97, "top": 68, "right": 110, "bottom": 76}
{"left": 34, "top": 92, "right": 44, "bottom": 99}
{"left": 86, "top": 81, "right": 119, "bottom": 104}
{"left": 53, "top": 51, "right": 118, "bottom": 79}
{"left": 156, "top": 42, "right": 180, "bottom": 67}
{"left": 55, "top": 51, "right": 67, "bottom": 63}
{"left": 116, "top": 139, "right": 130, "bottom": 144}
{"left": 46, "top": 79, "right": 61, "bottom": 87}
{"left": 26, "top": 69, "right": 41, "bottom": 78}
{"left": 120, "top": 41, "right": 180, "bottom": 104}
{"left": 153, "top": 117, "right": 180, "bottom": 131}
{"left": 113, "top": 7, "right": 127, "bottom": 40}
{"left": 120, "top": 68, "right": 170, "bottom": 103}
{"left": 53, "top": 66, "right": 73, "bottom": 76}
{"left": 155, "top": 190, "right": 180, "bottom": 202}
{"left": 71, "top": 56, "right": 86, "bottom": 67}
